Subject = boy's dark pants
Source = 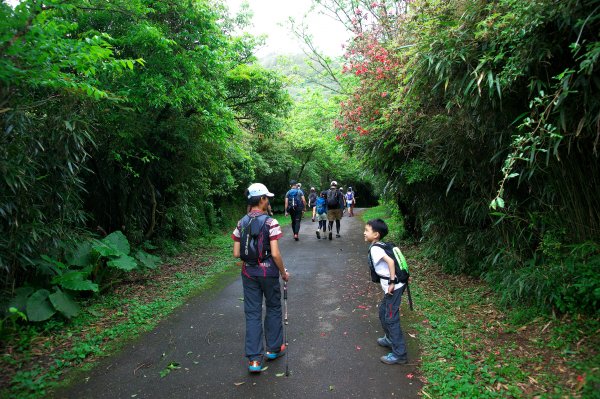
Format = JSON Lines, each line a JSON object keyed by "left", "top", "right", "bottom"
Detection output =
{"left": 378, "top": 285, "right": 408, "bottom": 359}
{"left": 289, "top": 209, "right": 302, "bottom": 234}
{"left": 242, "top": 275, "right": 283, "bottom": 361}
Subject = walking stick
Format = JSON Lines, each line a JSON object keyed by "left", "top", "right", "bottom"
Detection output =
{"left": 406, "top": 281, "right": 414, "bottom": 311}
{"left": 284, "top": 280, "right": 289, "bottom": 376}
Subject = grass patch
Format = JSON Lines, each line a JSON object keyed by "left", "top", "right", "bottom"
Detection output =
{"left": 360, "top": 202, "right": 404, "bottom": 243}
{"left": 0, "top": 234, "right": 240, "bottom": 399}
{"left": 410, "top": 253, "right": 599, "bottom": 398}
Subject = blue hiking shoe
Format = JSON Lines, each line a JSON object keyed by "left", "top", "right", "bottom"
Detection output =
{"left": 248, "top": 359, "right": 263, "bottom": 373}
{"left": 380, "top": 352, "right": 408, "bottom": 365}
{"left": 265, "top": 344, "right": 286, "bottom": 361}
{"left": 377, "top": 335, "right": 392, "bottom": 348}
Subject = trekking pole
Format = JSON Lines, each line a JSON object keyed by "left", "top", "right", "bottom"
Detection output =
{"left": 406, "top": 282, "right": 414, "bottom": 311}
{"left": 284, "top": 280, "right": 289, "bottom": 376}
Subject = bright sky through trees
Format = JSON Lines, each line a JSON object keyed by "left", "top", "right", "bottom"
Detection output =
{"left": 225, "top": 0, "right": 350, "bottom": 57}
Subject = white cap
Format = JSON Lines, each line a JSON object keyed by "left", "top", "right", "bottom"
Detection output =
{"left": 331, "top": 180, "right": 338, "bottom": 186}
{"left": 247, "top": 183, "right": 274, "bottom": 199}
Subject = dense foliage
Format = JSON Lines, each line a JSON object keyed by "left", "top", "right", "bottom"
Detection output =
{"left": 0, "top": 0, "right": 373, "bottom": 326}
{"left": 329, "top": 0, "right": 600, "bottom": 314}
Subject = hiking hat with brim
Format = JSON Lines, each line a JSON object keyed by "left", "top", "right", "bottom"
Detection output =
{"left": 247, "top": 183, "right": 275, "bottom": 198}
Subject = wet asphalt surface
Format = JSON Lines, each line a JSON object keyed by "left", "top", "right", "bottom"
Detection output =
{"left": 55, "top": 210, "right": 422, "bottom": 399}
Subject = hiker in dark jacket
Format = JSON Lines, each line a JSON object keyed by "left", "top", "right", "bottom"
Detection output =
{"left": 308, "top": 187, "right": 318, "bottom": 209}
{"left": 326, "top": 181, "right": 344, "bottom": 239}
{"left": 284, "top": 180, "right": 307, "bottom": 241}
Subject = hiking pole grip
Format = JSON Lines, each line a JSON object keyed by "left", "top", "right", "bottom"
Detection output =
{"left": 283, "top": 281, "right": 288, "bottom": 324}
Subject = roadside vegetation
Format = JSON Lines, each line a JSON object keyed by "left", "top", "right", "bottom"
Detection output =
{"left": 362, "top": 204, "right": 599, "bottom": 398}
{"left": 1, "top": 235, "right": 236, "bottom": 399}
{"left": 2, "top": 0, "right": 599, "bottom": 397}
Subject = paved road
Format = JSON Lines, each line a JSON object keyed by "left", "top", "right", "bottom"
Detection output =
{"left": 55, "top": 210, "right": 421, "bottom": 398}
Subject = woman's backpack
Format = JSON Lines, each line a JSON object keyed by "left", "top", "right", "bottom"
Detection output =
{"left": 239, "top": 214, "right": 271, "bottom": 266}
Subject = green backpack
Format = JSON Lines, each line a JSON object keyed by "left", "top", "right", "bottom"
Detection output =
{"left": 368, "top": 242, "right": 413, "bottom": 310}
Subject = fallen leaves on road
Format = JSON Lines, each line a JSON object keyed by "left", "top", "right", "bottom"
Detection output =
{"left": 234, "top": 382, "right": 245, "bottom": 386}
{"left": 159, "top": 362, "right": 181, "bottom": 378}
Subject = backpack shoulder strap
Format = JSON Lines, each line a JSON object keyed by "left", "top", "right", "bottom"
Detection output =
{"left": 372, "top": 242, "right": 387, "bottom": 250}
{"left": 241, "top": 214, "right": 252, "bottom": 228}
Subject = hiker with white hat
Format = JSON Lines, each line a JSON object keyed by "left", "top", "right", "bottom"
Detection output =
{"left": 232, "top": 183, "right": 290, "bottom": 373}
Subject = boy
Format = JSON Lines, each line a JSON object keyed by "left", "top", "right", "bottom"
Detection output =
{"left": 364, "top": 218, "right": 408, "bottom": 365}
{"left": 233, "top": 183, "right": 290, "bottom": 373}
{"left": 312, "top": 190, "right": 328, "bottom": 239}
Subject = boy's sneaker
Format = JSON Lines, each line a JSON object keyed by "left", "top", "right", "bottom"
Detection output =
{"left": 328, "top": 231, "right": 332, "bottom": 240}
{"left": 380, "top": 352, "right": 408, "bottom": 365}
{"left": 248, "top": 359, "right": 263, "bottom": 373}
{"left": 377, "top": 335, "right": 392, "bottom": 348}
{"left": 316, "top": 230, "right": 320, "bottom": 239}
{"left": 265, "top": 344, "right": 286, "bottom": 361}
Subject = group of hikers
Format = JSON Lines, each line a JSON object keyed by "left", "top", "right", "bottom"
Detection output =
{"left": 232, "top": 182, "right": 408, "bottom": 374}
{"left": 284, "top": 179, "right": 356, "bottom": 241}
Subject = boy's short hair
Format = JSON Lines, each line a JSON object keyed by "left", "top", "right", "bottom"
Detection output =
{"left": 367, "top": 218, "right": 388, "bottom": 240}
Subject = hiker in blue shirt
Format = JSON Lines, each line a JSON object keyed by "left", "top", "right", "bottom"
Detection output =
{"left": 232, "top": 183, "right": 290, "bottom": 373}
{"left": 284, "top": 180, "right": 306, "bottom": 241}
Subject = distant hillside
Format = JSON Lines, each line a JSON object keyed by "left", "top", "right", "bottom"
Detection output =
{"left": 258, "top": 52, "right": 344, "bottom": 99}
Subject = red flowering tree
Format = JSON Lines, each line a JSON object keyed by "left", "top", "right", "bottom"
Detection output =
{"left": 325, "top": 1, "right": 410, "bottom": 141}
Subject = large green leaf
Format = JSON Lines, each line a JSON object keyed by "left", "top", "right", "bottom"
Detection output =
{"left": 67, "top": 241, "right": 95, "bottom": 267}
{"left": 49, "top": 288, "right": 79, "bottom": 319}
{"left": 102, "top": 231, "right": 130, "bottom": 255}
{"left": 8, "top": 287, "right": 35, "bottom": 312}
{"left": 135, "top": 250, "right": 161, "bottom": 269}
{"left": 107, "top": 255, "right": 138, "bottom": 271}
{"left": 92, "top": 239, "right": 120, "bottom": 257}
{"left": 53, "top": 271, "right": 98, "bottom": 292}
{"left": 26, "top": 289, "right": 56, "bottom": 322}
